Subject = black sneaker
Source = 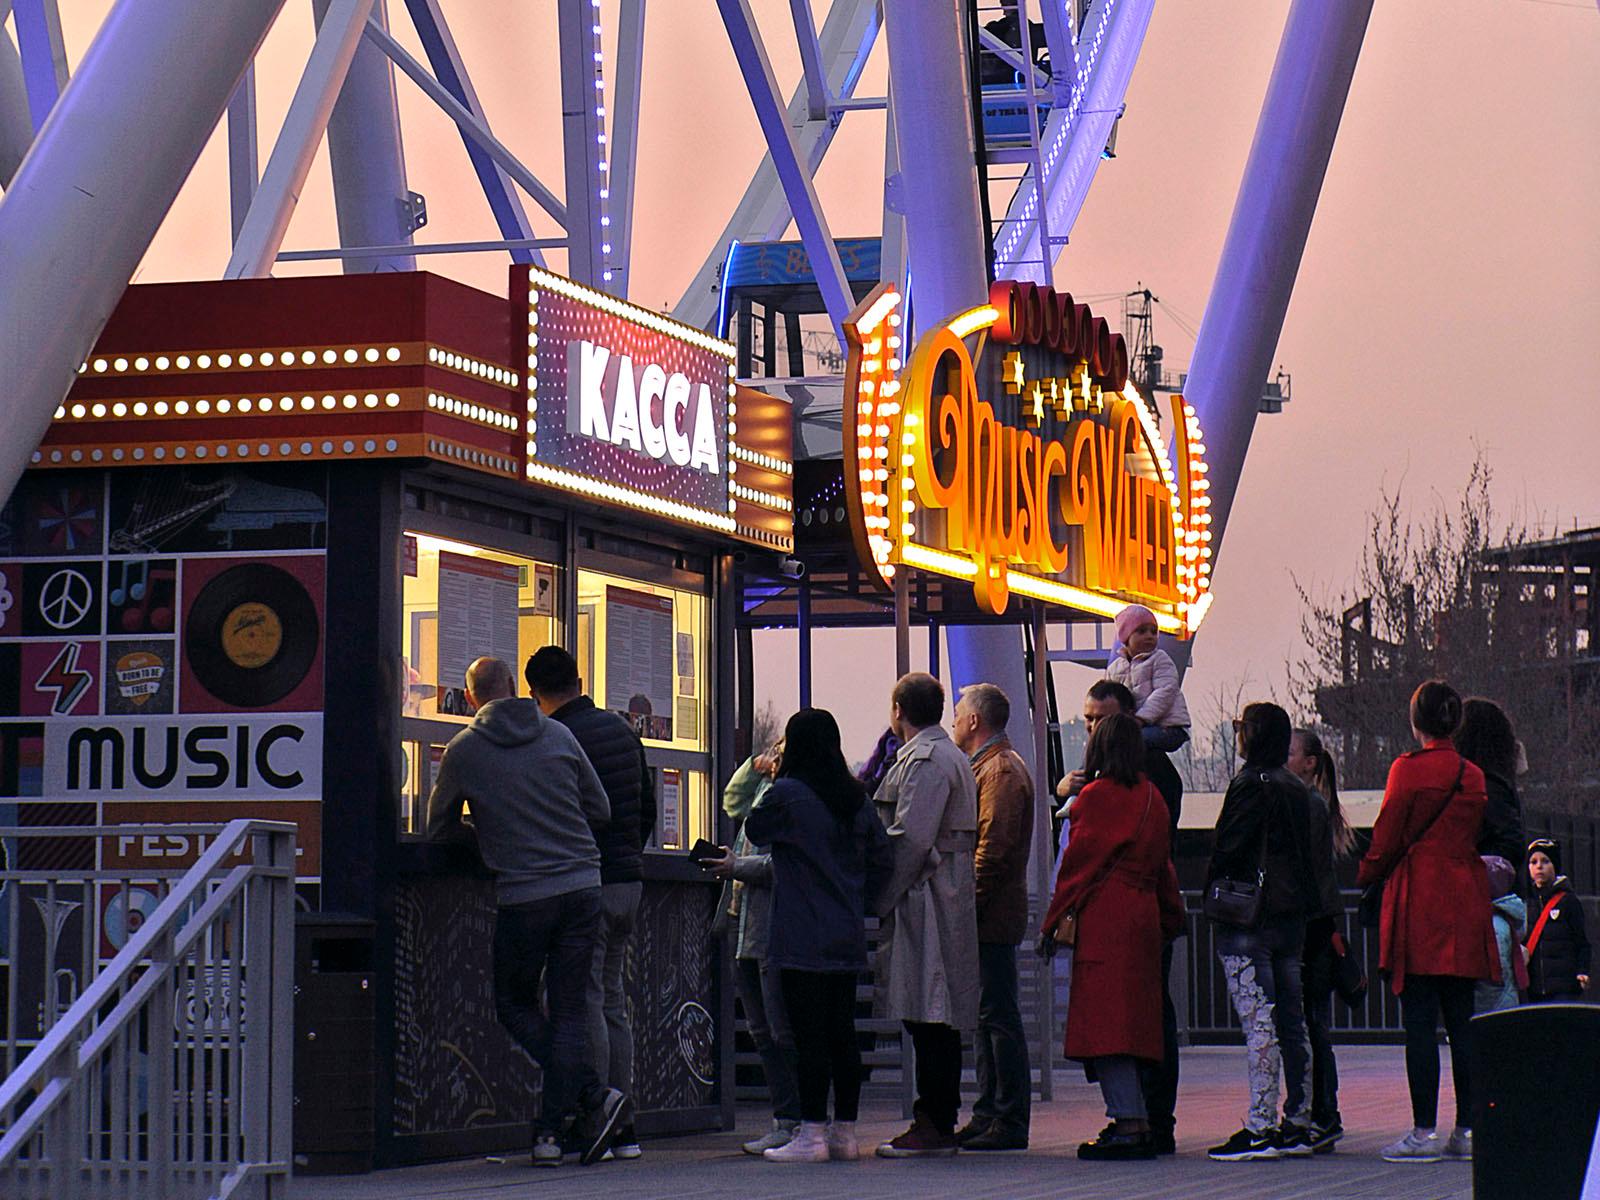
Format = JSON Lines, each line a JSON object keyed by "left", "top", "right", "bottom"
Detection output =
{"left": 1078, "top": 1128, "right": 1155, "bottom": 1161}
{"left": 1275, "top": 1125, "right": 1314, "bottom": 1157}
{"left": 955, "top": 1118, "right": 993, "bottom": 1146}
{"left": 611, "top": 1123, "right": 641, "bottom": 1160}
{"left": 963, "top": 1124, "right": 1029, "bottom": 1152}
{"left": 1309, "top": 1119, "right": 1344, "bottom": 1155}
{"left": 1207, "top": 1128, "right": 1281, "bottom": 1161}
{"left": 574, "top": 1088, "right": 626, "bottom": 1166}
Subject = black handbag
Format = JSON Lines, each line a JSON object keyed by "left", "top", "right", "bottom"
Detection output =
{"left": 1203, "top": 775, "right": 1272, "bottom": 928}
{"left": 1330, "top": 930, "right": 1369, "bottom": 1007}
{"left": 1358, "top": 759, "right": 1466, "bottom": 928}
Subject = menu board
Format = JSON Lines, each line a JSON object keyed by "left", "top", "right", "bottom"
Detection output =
{"left": 603, "top": 585, "right": 674, "bottom": 740}
{"left": 437, "top": 552, "right": 521, "bottom": 688}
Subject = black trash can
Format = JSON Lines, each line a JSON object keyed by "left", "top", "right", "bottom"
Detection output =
{"left": 293, "top": 915, "right": 376, "bottom": 1174}
{"left": 1472, "top": 1003, "right": 1600, "bottom": 1199}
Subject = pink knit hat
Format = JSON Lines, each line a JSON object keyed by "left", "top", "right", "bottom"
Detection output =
{"left": 1114, "top": 603, "right": 1158, "bottom": 645}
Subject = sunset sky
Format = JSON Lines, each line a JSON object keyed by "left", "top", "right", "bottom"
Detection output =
{"left": 35, "top": 0, "right": 1600, "bottom": 761}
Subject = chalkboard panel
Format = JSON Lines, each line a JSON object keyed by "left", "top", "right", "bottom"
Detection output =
{"left": 390, "top": 875, "right": 718, "bottom": 1143}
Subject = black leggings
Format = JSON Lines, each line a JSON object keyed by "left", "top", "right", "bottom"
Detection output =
{"left": 1399, "top": 973, "right": 1475, "bottom": 1129}
{"left": 780, "top": 969, "right": 862, "bottom": 1122}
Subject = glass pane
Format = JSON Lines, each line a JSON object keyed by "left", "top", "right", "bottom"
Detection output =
{"left": 575, "top": 568, "right": 707, "bottom": 754}
{"left": 401, "top": 531, "right": 563, "bottom": 723}
{"left": 651, "top": 768, "right": 710, "bottom": 853}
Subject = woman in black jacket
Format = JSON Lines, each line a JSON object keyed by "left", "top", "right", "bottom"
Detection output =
{"left": 746, "top": 708, "right": 892, "bottom": 1163}
{"left": 1204, "top": 702, "right": 1321, "bottom": 1162}
{"left": 1525, "top": 838, "right": 1591, "bottom": 1002}
{"left": 1453, "top": 698, "right": 1525, "bottom": 864}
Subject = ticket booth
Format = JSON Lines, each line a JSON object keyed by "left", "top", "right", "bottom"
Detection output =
{"left": 2, "top": 268, "right": 793, "bottom": 1164}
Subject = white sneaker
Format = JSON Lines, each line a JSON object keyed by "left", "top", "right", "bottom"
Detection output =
{"left": 1382, "top": 1131, "right": 1443, "bottom": 1163}
{"left": 1443, "top": 1128, "right": 1472, "bottom": 1160}
{"left": 827, "top": 1121, "right": 859, "bottom": 1161}
{"left": 742, "top": 1120, "right": 797, "bottom": 1155}
{"left": 764, "top": 1121, "right": 829, "bottom": 1163}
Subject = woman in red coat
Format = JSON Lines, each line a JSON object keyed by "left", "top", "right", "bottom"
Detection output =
{"left": 1041, "top": 713, "right": 1184, "bottom": 1161}
{"left": 1357, "top": 679, "right": 1497, "bottom": 1164}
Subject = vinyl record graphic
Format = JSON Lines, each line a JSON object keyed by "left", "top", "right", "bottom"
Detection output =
{"left": 184, "top": 562, "right": 319, "bottom": 707}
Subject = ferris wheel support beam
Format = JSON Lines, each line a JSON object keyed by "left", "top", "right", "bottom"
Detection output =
{"left": 883, "top": 0, "right": 1038, "bottom": 787}
{"left": 399, "top": 0, "right": 547, "bottom": 266}
{"left": 1182, "top": 0, "right": 1372, "bottom": 560}
{"left": 225, "top": 0, "right": 375, "bottom": 278}
{"left": 715, "top": 0, "right": 853, "bottom": 335}
{"left": 0, "top": 28, "right": 30, "bottom": 186}
{"left": 317, "top": 0, "right": 416, "bottom": 274}
{"left": 558, "top": 0, "right": 611, "bottom": 287}
{"left": 0, "top": 0, "right": 287, "bottom": 504}
{"left": 991, "top": 0, "right": 1155, "bottom": 282}
{"left": 12, "top": 0, "right": 68, "bottom": 132}
{"left": 606, "top": 0, "right": 645, "bottom": 298}
{"left": 673, "top": 0, "right": 879, "bottom": 330}
{"left": 226, "top": 66, "right": 259, "bottom": 243}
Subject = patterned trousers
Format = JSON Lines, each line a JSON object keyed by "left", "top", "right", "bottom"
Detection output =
{"left": 1215, "top": 917, "right": 1312, "bottom": 1135}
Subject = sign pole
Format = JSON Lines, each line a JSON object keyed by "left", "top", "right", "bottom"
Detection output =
{"left": 1030, "top": 599, "right": 1054, "bottom": 1101}
{"left": 894, "top": 569, "right": 911, "bottom": 678}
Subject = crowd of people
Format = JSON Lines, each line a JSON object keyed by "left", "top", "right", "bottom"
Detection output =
{"left": 424, "top": 601, "right": 1591, "bottom": 1168}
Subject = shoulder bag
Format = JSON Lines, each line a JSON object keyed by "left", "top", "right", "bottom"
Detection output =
{"left": 1051, "top": 783, "right": 1154, "bottom": 947}
{"left": 1203, "top": 772, "right": 1273, "bottom": 928}
{"left": 1358, "top": 758, "right": 1466, "bottom": 928}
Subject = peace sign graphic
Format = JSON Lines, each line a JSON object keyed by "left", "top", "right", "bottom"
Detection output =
{"left": 39, "top": 568, "right": 94, "bottom": 630}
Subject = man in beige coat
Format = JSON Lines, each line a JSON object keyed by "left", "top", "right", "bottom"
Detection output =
{"left": 873, "top": 672, "right": 980, "bottom": 1157}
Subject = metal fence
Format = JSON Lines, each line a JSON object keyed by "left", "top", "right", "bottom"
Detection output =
{"left": 0, "top": 821, "right": 296, "bottom": 1200}
{"left": 1179, "top": 887, "right": 1600, "bottom": 1043}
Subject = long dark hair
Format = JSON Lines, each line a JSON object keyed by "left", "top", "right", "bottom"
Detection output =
{"left": 1238, "top": 702, "right": 1291, "bottom": 767}
{"left": 1293, "top": 728, "right": 1355, "bottom": 857}
{"left": 1454, "top": 697, "right": 1517, "bottom": 781}
{"left": 1085, "top": 712, "right": 1144, "bottom": 788}
{"left": 778, "top": 708, "right": 866, "bottom": 820}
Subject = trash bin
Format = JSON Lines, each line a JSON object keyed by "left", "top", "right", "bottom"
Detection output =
{"left": 1472, "top": 1003, "right": 1600, "bottom": 1200}
{"left": 293, "top": 915, "right": 376, "bottom": 1174}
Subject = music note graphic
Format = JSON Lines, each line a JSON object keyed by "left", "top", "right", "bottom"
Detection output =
{"left": 109, "top": 561, "right": 148, "bottom": 608}
{"left": 115, "top": 562, "right": 175, "bottom": 633}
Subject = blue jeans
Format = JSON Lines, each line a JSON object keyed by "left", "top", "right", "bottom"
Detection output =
{"left": 494, "top": 888, "right": 604, "bottom": 1134}
{"left": 736, "top": 956, "right": 801, "bottom": 1122}
{"left": 1142, "top": 724, "right": 1190, "bottom": 753}
{"left": 588, "top": 881, "right": 642, "bottom": 1123}
{"left": 1215, "top": 916, "right": 1311, "bottom": 1134}
{"left": 973, "top": 942, "right": 1031, "bottom": 1135}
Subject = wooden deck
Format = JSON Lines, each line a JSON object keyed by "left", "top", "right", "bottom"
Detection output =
{"left": 300, "top": 1046, "right": 1473, "bottom": 1199}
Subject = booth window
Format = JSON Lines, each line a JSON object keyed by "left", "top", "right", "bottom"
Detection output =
{"left": 399, "top": 531, "right": 563, "bottom": 837}
{"left": 576, "top": 567, "right": 710, "bottom": 852}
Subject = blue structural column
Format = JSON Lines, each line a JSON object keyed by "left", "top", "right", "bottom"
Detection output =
{"left": 0, "top": 0, "right": 288, "bottom": 504}
{"left": 883, "top": 0, "right": 1036, "bottom": 776}
{"left": 1183, "top": 0, "right": 1373, "bottom": 557}
{"left": 316, "top": 0, "right": 417, "bottom": 273}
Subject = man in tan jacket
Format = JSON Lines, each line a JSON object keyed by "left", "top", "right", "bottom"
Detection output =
{"left": 952, "top": 682, "right": 1034, "bottom": 1151}
{"left": 873, "top": 672, "right": 980, "bottom": 1157}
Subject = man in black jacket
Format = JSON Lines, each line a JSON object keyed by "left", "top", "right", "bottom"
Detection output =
{"left": 527, "top": 646, "right": 657, "bottom": 1159}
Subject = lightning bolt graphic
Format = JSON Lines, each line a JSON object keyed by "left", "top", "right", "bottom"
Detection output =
{"left": 37, "top": 643, "right": 92, "bottom": 715}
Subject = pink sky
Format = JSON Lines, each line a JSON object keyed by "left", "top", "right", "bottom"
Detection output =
{"left": 40, "top": 0, "right": 1600, "bottom": 760}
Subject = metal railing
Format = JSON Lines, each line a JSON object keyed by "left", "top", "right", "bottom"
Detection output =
{"left": 0, "top": 821, "right": 297, "bottom": 1200}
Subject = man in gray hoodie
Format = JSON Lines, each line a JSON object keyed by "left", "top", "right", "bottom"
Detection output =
{"left": 426, "top": 657, "right": 623, "bottom": 1166}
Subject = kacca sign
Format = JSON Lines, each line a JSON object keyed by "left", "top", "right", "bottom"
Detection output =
{"left": 843, "top": 280, "right": 1213, "bottom": 631}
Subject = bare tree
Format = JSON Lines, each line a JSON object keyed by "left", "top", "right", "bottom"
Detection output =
{"left": 1291, "top": 451, "right": 1600, "bottom": 810}
{"left": 750, "top": 698, "right": 782, "bottom": 759}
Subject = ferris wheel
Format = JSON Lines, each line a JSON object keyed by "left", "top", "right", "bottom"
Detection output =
{"left": 0, "top": 0, "right": 1370, "bottom": 588}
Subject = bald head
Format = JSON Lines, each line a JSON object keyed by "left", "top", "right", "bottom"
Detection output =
{"left": 464, "top": 657, "right": 515, "bottom": 710}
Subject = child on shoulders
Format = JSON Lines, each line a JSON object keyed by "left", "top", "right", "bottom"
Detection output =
{"left": 1106, "top": 604, "right": 1191, "bottom": 753}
